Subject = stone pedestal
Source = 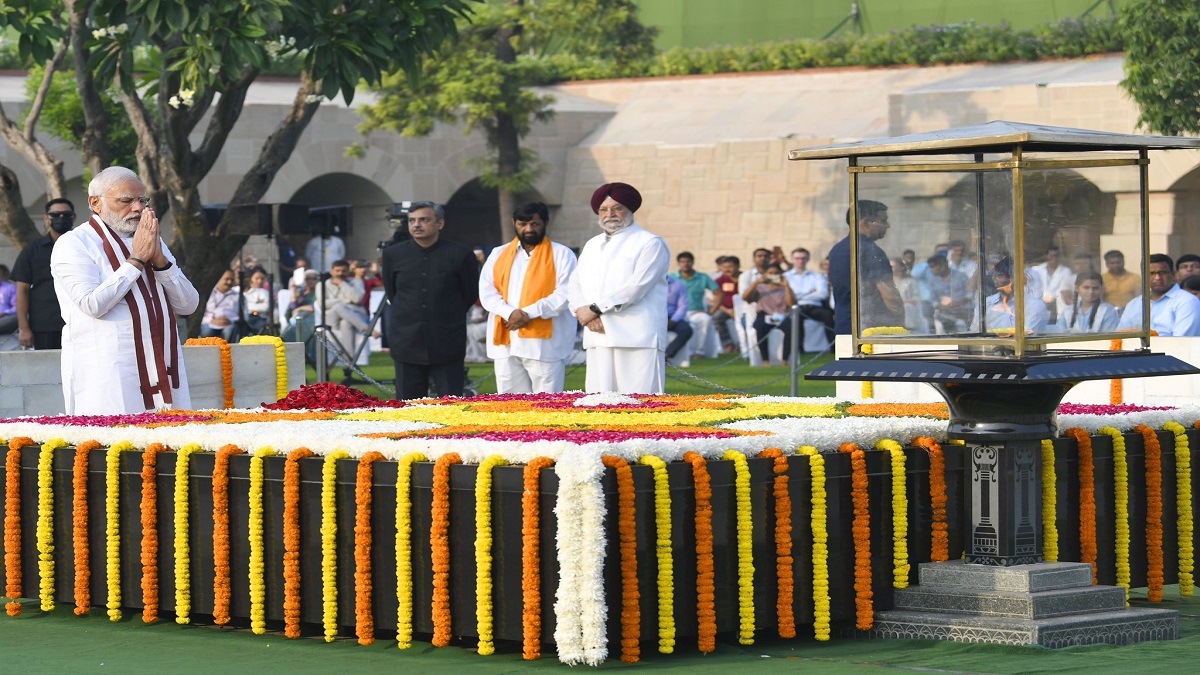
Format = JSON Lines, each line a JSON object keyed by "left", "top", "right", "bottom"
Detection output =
{"left": 871, "top": 561, "right": 1179, "bottom": 647}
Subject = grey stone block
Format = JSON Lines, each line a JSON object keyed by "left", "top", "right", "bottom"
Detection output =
{"left": 0, "top": 350, "right": 63, "bottom": 386}
{"left": 893, "top": 584, "right": 1128, "bottom": 619}
{"left": 23, "top": 384, "right": 65, "bottom": 417}
{"left": 917, "top": 560, "right": 1094, "bottom": 592}
{"left": 870, "top": 607, "right": 1178, "bottom": 647}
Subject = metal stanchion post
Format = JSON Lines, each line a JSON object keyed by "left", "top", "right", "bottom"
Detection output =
{"left": 315, "top": 325, "right": 329, "bottom": 383}
{"left": 789, "top": 304, "right": 801, "bottom": 397}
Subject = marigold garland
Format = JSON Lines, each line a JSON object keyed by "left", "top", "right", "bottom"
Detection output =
{"left": 173, "top": 444, "right": 201, "bottom": 624}
{"left": 1064, "top": 428, "right": 1098, "bottom": 583}
{"left": 876, "top": 439, "right": 909, "bottom": 588}
{"left": 394, "top": 451, "right": 428, "bottom": 650}
{"left": 212, "top": 444, "right": 244, "bottom": 626}
{"left": 910, "top": 437, "right": 948, "bottom": 561}
{"left": 798, "top": 446, "right": 831, "bottom": 641}
{"left": 72, "top": 440, "right": 102, "bottom": 615}
{"left": 839, "top": 442, "right": 874, "bottom": 630}
{"left": 1098, "top": 427, "right": 1131, "bottom": 601}
{"left": 756, "top": 448, "right": 794, "bottom": 639}
{"left": 1163, "top": 421, "right": 1194, "bottom": 596}
{"left": 1135, "top": 424, "right": 1165, "bottom": 602}
{"left": 637, "top": 455, "right": 675, "bottom": 653}
{"left": 185, "top": 337, "right": 235, "bottom": 408}
{"left": 4, "top": 437, "right": 34, "bottom": 616}
{"left": 354, "top": 451, "right": 385, "bottom": 645}
{"left": 248, "top": 447, "right": 276, "bottom": 634}
{"left": 240, "top": 335, "right": 289, "bottom": 401}
{"left": 1109, "top": 339, "right": 1123, "bottom": 404}
{"left": 682, "top": 451, "right": 717, "bottom": 652}
{"left": 36, "top": 438, "right": 67, "bottom": 613}
{"left": 1041, "top": 439, "right": 1058, "bottom": 562}
{"left": 321, "top": 450, "right": 351, "bottom": 642}
{"left": 431, "top": 453, "right": 462, "bottom": 647}
{"left": 105, "top": 440, "right": 135, "bottom": 622}
{"left": 139, "top": 443, "right": 166, "bottom": 623}
{"left": 475, "top": 455, "right": 509, "bottom": 656}
{"left": 602, "top": 455, "right": 641, "bottom": 662}
{"left": 722, "top": 450, "right": 756, "bottom": 645}
{"left": 284, "top": 447, "right": 316, "bottom": 638}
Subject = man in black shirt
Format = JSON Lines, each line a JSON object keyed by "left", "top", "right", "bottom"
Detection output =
{"left": 12, "top": 198, "right": 75, "bottom": 349}
{"left": 381, "top": 201, "right": 479, "bottom": 399}
{"left": 829, "top": 199, "right": 904, "bottom": 334}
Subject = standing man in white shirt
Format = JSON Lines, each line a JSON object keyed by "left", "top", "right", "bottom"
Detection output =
{"left": 1117, "top": 254, "right": 1200, "bottom": 336}
{"left": 568, "top": 182, "right": 670, "bottom": 394}
{"left": 51, "top": 166, "right": 199, "bottom": 414}
{"left": 479, "top": 202, "right": 578, "bottom": 393}
{"left": 305, "top": 231, "right": 346, "bottom": 273}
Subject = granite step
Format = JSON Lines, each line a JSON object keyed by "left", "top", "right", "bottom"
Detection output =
{"left": 892, "top": 584, "right": 1128, "bottom": 619}
{"left": 871, "top": 606, "right": 1179, "bottom": 647}
{"left": 917, "top": 560, "right": 1095, "bottom": 592}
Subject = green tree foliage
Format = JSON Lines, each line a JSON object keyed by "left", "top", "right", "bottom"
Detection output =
{"left": 20, "top": 64, "right": 138, "bottom": 174}
{"left": 1120, "top": 0, "right": 1200, "bottom": 135}
{"left": 355, "top": 0, "right": 656, "bottom": 240}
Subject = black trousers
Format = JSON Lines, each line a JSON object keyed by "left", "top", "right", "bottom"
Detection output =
{"left": 393, "top": 360, "right": 465, "bottom": 400}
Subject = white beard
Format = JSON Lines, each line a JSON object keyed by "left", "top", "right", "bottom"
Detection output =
{"left": 598, "top": 214, "right": 632, "bottom": 235}
{"left": 99, "top": 205, "right": 139, "bottom": 235}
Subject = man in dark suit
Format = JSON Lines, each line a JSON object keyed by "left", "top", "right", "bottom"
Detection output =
{"left": 381, "top": 201, "right": 479, "bottom": 399}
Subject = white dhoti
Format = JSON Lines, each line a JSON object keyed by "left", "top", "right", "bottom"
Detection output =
{"left": 495, "top": 355, "right": 568, "bottom": 393}
{"left": 583, "top": 346, "right": 665, "bottom": 394}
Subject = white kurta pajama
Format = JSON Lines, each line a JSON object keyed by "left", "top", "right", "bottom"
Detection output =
{"left": 479, "top": 239, "right": 579, "bottom": 393}
{"left": 568, "top": 223, "right": 670, "bottom": 394}
{"left": 51, "top": 217, "right": 200, "bottom": 414}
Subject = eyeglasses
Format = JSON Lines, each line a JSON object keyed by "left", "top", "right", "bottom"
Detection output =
{"left": 48, "top": 211, "right": 75, "bottom": 219}
{"left": 108, "top": 195, "right": 151, "bottom": 207}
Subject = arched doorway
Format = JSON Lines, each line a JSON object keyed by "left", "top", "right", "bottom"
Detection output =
{"left": 444, "top": 179, "right": 544, "bottom": 250}
{"left": 286, "top": 173, "right": 397, "bottom": 263}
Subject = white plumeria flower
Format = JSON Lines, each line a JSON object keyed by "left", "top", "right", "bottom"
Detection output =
{"left": 114, "top": 23, "right": 129, "bottom": 34}
{"left": 92, "top": 28, "right": 107, "bottom": 39}
{"left": 167, "top": 95, "right": 181, "bottom": 109}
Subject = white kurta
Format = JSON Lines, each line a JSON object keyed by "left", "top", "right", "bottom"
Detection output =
{"left": 568, "top": 223, "right": 670, "bottom": 393}
{"left": 52, "top": 223, "right": 200, "bottom": 414}
{"left": 479, "top": 240, "right": 578, "bottom": 362}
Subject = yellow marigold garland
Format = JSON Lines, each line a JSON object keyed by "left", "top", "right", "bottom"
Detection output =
{"left": 173, "top": 443, "right": 201, "bottom": 624}
{"left": 355, "top": 451, "right": 386, "bottom": 646}
{"left": 248, "top": 446, "right": 276, "bottom": 634}
{"left": 1041, "top": 439, "right": 1058, "bottom": 562}
{"left": 756, "top": 448, "right": 794, "bottom": 639}
{"left": 185, "top": 337, "right": 235, "bottom": 408}
{"left": 321, "top": 449, "right": 351, "bottom": 642}
{"left": 475, "top": 455, "right": 508, "bottom": 656}
{"left": 105, "top": 440, "right": 135, "bottom": 622}
{"left": 1163, "top": 421, "right": 1194, "bottom": 596}
{"left": 5, "top": 437, "right": 35, "bottom": 616}
{"left": 139, "top": 443, "right": 165, "bottom": 623}
{"left": 36, "top": 438, "right": 68, "bottom": 612}
{"left": 839, "top": 442, "right": 874, "bottom": 630}
{"left": 637, "top": 455, "right": 675, "bottom": 653}
{"left": 875, "top": 439, "right": 909, "bottom": 588}
{"left": 240, "top": 335, "right": 289, "bottom": 402}
{"left": 798, "top": 446, "right": 831, "bottom": 641}
{"left": 394, "top": 451, "right": 427, "bottom": 650}
{"left": 722, "top": 450, "right": 756, "bottom": 645}
{"left": 859, "top": 327, "right": 907, "bottom": 398}
{"left": 72, "top": 440, "right": 102, "bottom": 616}
{"left": 1098, "top": 427, "right": 1131, "bottom": 601}
{"left": 212, "top": 444, "right": 244, "bottom": 626}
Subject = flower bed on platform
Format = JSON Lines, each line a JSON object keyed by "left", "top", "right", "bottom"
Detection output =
{"left": 1, "top": 388, "right": 1199, "bottom": 665}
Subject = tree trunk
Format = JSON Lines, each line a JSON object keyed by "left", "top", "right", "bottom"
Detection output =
{"left": 67, "top": 0, "right": 113, "bottom": 175}
{"left": 0, "top": 164, "right": 40, "bottom": 247}
{"left": 494, "top": 1, "right": 524, "bottom": 242}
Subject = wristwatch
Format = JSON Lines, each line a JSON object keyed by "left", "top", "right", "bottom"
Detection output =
{"left": 589, "top": 303, "right": 603, "bottom": 316}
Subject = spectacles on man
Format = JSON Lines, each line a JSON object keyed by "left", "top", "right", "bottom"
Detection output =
{"left": 109, "top": 195, "right": 151, "bottom": 207}
{"left": 48, "top": 211, "right": 75, "bottom": 220}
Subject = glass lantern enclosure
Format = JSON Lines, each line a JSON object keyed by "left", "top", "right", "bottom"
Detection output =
{"left": 789, "top": 122, "right": 1200, "bottom": 358}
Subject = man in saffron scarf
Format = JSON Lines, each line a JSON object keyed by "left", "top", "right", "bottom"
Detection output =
{"left": 478, "top": 202, "right": 578, "bottom": 393}
{"left": 51, "top": 166, "right": 200, "bottom": 414}
{"left": 568, "top": 182, "right": 670, "bottom": 394}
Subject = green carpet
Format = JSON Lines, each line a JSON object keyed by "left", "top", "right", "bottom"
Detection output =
{"left": 2, "top": 586, "right": 1196, "bottom": 674}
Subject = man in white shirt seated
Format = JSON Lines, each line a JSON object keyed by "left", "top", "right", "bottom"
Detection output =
{"left": 200, "top": 270, "right": 240, "bottom": 340}
{"left": 784, "top": 247, "right": 833, "bottom": 350}
{"left": 1117, "top": 254, "right": 1200, "bottom": 336}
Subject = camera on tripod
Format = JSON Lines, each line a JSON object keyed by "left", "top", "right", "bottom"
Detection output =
{"left": 379, "top": 201, "right": 412, "bottom": 250}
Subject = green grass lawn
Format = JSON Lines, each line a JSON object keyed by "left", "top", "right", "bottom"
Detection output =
{"left": 307, "top": 351, "right": 837, "bottom": 399}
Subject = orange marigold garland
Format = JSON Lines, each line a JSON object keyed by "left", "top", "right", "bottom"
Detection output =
{"left": 910, "top": 437, "right": 949, "bottom": 562}
{"left": 1109, "top": 339, "right": 1123, "bottom": 404}
{"left": 521, "top": 457, "right": 555, "bottom": 660}
{"left": 6, "top": 437, "right": 36, "bottom": 616}
{"left": 1065, "top": 428, "right": 1098, "bottom": 583}
{"left": 354, "top": 451, "right": 385, "bottom": 646}
{"left": 681, "top": 451, "right": 717, "bottom": 653}
{"left": 185, "top": 337, "right": 235, "bottom": 407}
{"left": 430, "top": 453, "right": 462, "bottom": 647}
{"left": 283, "top": 447, "right": 315, "bottom": 638}
{"left": 839, "top": 442, "right": 874, "bottom": 630}
{"left": 212, "top": 444, "right": 244, "bottom": 626}
{"left": 602, "top": 455, "right": 641, "bottom": 662}
{"left": 139, "top": 443, "right": 166, "bottom": 623}
{"left": 757, "top": 448, "right": 795, "bottom": 638}
{"left": 72, "top": 440, "right": 102, "bottom": 615}
{"left": 1135, "top": 424, "right": 1165, "bottom": 602}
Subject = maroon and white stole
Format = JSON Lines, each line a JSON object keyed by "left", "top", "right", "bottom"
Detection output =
{"left": 88, "top": 215, "right": 181, "bottom": 409}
